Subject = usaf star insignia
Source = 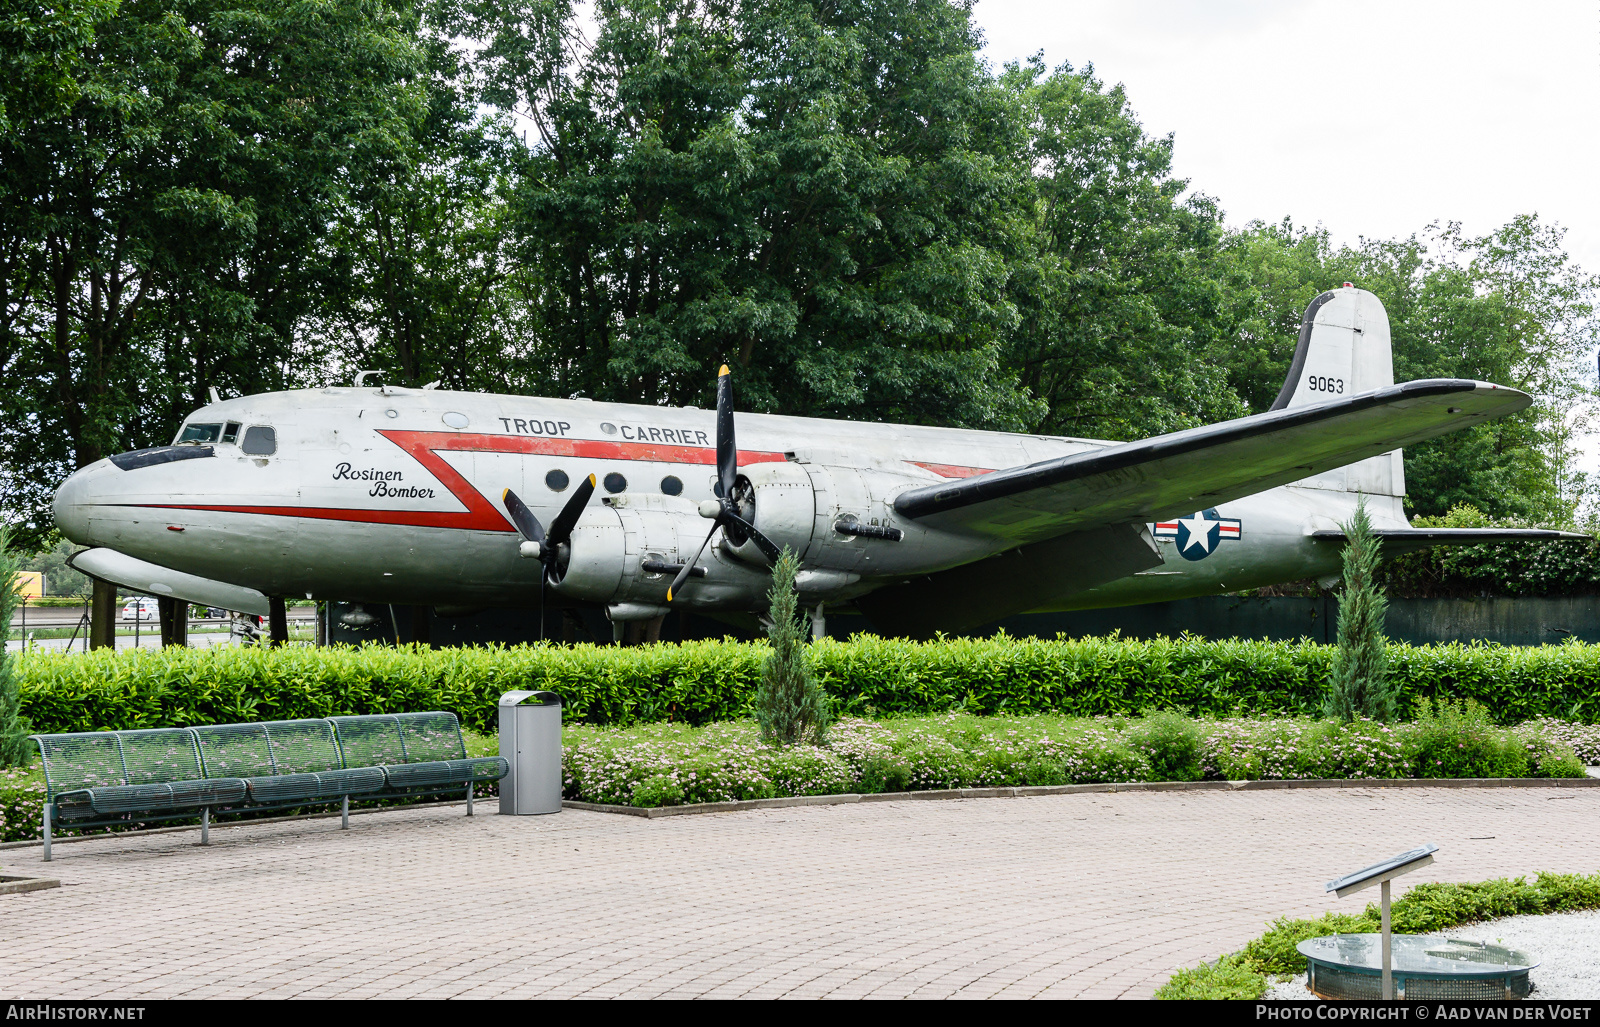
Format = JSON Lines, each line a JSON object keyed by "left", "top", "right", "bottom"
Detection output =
{"left": 1152, "top": 508, "right": 1242, "bottom": 561}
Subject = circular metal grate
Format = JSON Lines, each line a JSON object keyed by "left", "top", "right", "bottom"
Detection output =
{"left": 1299, "top": 935, "right": 1536, "bottom": 1000}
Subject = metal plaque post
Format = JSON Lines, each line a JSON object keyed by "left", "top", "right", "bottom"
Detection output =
{"left": 1325, "top": 844, "right": 1438, "bottom": 1000}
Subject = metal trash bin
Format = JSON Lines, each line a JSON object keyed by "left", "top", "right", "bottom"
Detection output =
{"left": 498, "top": 690, "right": 563, "bottom": 815}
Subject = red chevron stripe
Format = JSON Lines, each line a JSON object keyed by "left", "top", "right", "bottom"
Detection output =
{"left": 132, "top": 430, "right": 790, "bottom": 531}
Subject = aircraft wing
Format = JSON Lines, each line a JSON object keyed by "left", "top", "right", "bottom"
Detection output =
{"left": 893, "top": 379, "right": 1531, "bottom": 544}
{"left": 1309, "top": 527, "right": 1589, "bottom": 557}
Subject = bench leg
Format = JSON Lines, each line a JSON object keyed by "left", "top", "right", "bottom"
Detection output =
{"left": 41, "top": 803, "right": 52, "bottom": 862}
{"left": 201, "top": 806, "right": 210, "bottom": 846}
{"left": 341, "top": 795, "right": 349, "bottom": 830}
{"left": 466, "top": 783, "right": 474, "bottom": 817}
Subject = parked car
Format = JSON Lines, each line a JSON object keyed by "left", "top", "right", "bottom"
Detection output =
{"left": 120, "top": 596, "right": 160, "bottom": 621}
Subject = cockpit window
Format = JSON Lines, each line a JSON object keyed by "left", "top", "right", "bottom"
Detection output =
{"left": 178, "top": 423, "right": 222, "bottom": 444}
{"left": 240, "top": 425, "right": 276, "bottom": 455}
{"left": 221, "top": 422, "right": 241, "bottom": 444}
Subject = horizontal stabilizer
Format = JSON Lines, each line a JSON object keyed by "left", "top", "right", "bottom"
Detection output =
{"left": 1309, "top": 527, "right": 1590, "bottom": 557}
{"left": 894, "top": 379, "right": 1530, "bottom": 545}
{"left": 67, "top": 547, "right": 272, "bottom": 616}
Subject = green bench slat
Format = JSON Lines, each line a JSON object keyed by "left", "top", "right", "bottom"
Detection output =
{"left": 384, "top": 757, "right": 509, "bottom": 789}
{"left": 326, "top": 715, "right": 412, "bottom": 767}
{"left": 397, "top": 712, "right": 471, "bottom": 762}
{"left": 245, "top": 767, "right": 387, "bottom": 803}
{"left": 57, "top": 778, "right": 248, "bottom": 818}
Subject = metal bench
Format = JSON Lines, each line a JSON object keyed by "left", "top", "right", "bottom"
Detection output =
{"left": 29, "top": 712, "right": 508, "bottom": 860}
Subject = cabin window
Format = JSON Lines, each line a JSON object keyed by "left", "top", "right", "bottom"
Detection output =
{"left": 603, "top": 472, "right": 627, "bottom": 494}
{"left": 660, "top": 475, "right": 683, "bottom": 496}
{"left": 240, "top": 425, "right": 276, "bottom": 455}
{"left": 178, "top": 422, "right": 222, "bottom": 444}
{"left": 221, "top": 422, "right": 241, "bottom": 444}
{"left": 545, "top": 469, "right": 569, "bottom": 492}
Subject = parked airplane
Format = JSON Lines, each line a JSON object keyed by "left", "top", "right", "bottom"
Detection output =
{"left": 53, "top": 285, "right": 1583, "bottom": 638}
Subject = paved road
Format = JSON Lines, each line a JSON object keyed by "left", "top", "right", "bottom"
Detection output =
{"left": 7, "top": 631, "right": 245, "bottom": 653}
{"left": 1, "top": 787, "right": 1595, "bottom": 1000}
{"left": 14, "top": 607, "right": 316, "bottom": 628}
{"left": 8, "top": 606, "right": 316, "bottom": 652}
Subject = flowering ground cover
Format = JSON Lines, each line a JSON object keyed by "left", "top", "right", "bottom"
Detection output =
{"left": 562, "top": 709, "right": 1591, "bottom": 809}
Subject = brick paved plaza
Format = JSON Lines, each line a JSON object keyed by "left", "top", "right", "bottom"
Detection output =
{"left": 1, "top": 787, "right": 1596, "bottom": 999}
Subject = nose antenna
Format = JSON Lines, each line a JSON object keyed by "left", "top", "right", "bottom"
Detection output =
{"left": 354, "top": 370, "right": 382, "bottom": 388}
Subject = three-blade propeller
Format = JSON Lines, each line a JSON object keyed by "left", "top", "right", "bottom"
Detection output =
{"left": 667, "top": 365, "right": 781, "bottom": 602}
{"left": 503, "top": 473, "right": 597, "bottom": 638}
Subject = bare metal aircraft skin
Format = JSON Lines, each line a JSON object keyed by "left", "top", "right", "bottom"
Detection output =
{"left": 51, "top": 286, "right": 1581, "bottom": 636}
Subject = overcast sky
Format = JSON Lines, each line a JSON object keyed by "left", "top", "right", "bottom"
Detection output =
{"left": 973, "top": 0, "right": 1599, "bottom": 274}
{"left": 972, "top": 0, "right": 1600, "bottom": 479}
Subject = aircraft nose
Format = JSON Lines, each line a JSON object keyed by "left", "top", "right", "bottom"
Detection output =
{"left": 52, "top": 461, "right": 112, "bottom": 544}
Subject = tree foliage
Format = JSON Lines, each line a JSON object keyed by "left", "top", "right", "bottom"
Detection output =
{"left": 1381, "top": 503, "right": 1600, "bottom": 598}
{"left": 1005, "top": 56, "right": 1246, "bottom": 440}
{"left": 0, "top": 0, "right": 423, "bottom": 548}
{"left": 0, "top": 0, "right": 1594, "bottom": 551}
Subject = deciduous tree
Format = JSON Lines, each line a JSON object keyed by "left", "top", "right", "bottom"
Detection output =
{"left": 0, "top": 0, "right": 423, "bottom": 548}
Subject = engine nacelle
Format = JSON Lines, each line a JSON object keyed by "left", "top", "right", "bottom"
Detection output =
{"left": 550, "top": 507, "right": 626, "bottom": 601}
{"left": 554, "top": 494, "right": 772, "bottom": 608}
{"left": 717, "top": 461, "right": 817, "bottom": 566}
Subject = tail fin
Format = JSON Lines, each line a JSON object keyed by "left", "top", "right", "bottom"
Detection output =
{"left": 1275, "top": 285, "right": 1405, "bottom": 500}
{"left": 1271, "top": 284, "right": 1393, "bottom": 409}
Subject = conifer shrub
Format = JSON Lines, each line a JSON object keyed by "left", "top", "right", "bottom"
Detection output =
{"left": 753, "top": 549, "right": 830, "bottom": 746}
{"left": 1326, "top": 500, "right": 1398, "bottom": 722}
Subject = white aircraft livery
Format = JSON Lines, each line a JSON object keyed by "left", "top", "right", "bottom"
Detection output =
{"left": 52, "top": 286, "right": 1582, "bottom": 637}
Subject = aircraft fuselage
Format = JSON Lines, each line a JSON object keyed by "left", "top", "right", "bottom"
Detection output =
{"left": 52, "top": 385, "right": 1398, "bottom": 620}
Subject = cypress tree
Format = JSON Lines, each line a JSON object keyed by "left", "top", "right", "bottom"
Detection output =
{"left": 755, "top": 548, "right": 830, "bottom": 746}
{"left": 0, "top": 531, "right": 33, "bottom": 766}
{"left": 1325, "top": 499, "right": 1397, "bottom": 722}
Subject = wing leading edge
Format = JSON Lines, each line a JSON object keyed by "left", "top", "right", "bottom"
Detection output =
{"left": 893, "top": 379, "right": 1530, "bottom": 543}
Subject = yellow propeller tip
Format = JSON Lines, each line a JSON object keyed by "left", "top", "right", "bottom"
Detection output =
{"left": 718, "top": 364, "right": 730, "bottom": 376}
{"left": 587, "top": 474, "right": 597, "bottom": 486}
{"left": 501, "top": 488, "right": 510, "bottom": 499}
{"left": 666, "top": 589, "right": 674, "bottom": 602}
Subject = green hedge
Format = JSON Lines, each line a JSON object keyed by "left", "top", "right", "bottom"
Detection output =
{"left": 15, "top": 634, "right": 1600, "bottom": 736}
